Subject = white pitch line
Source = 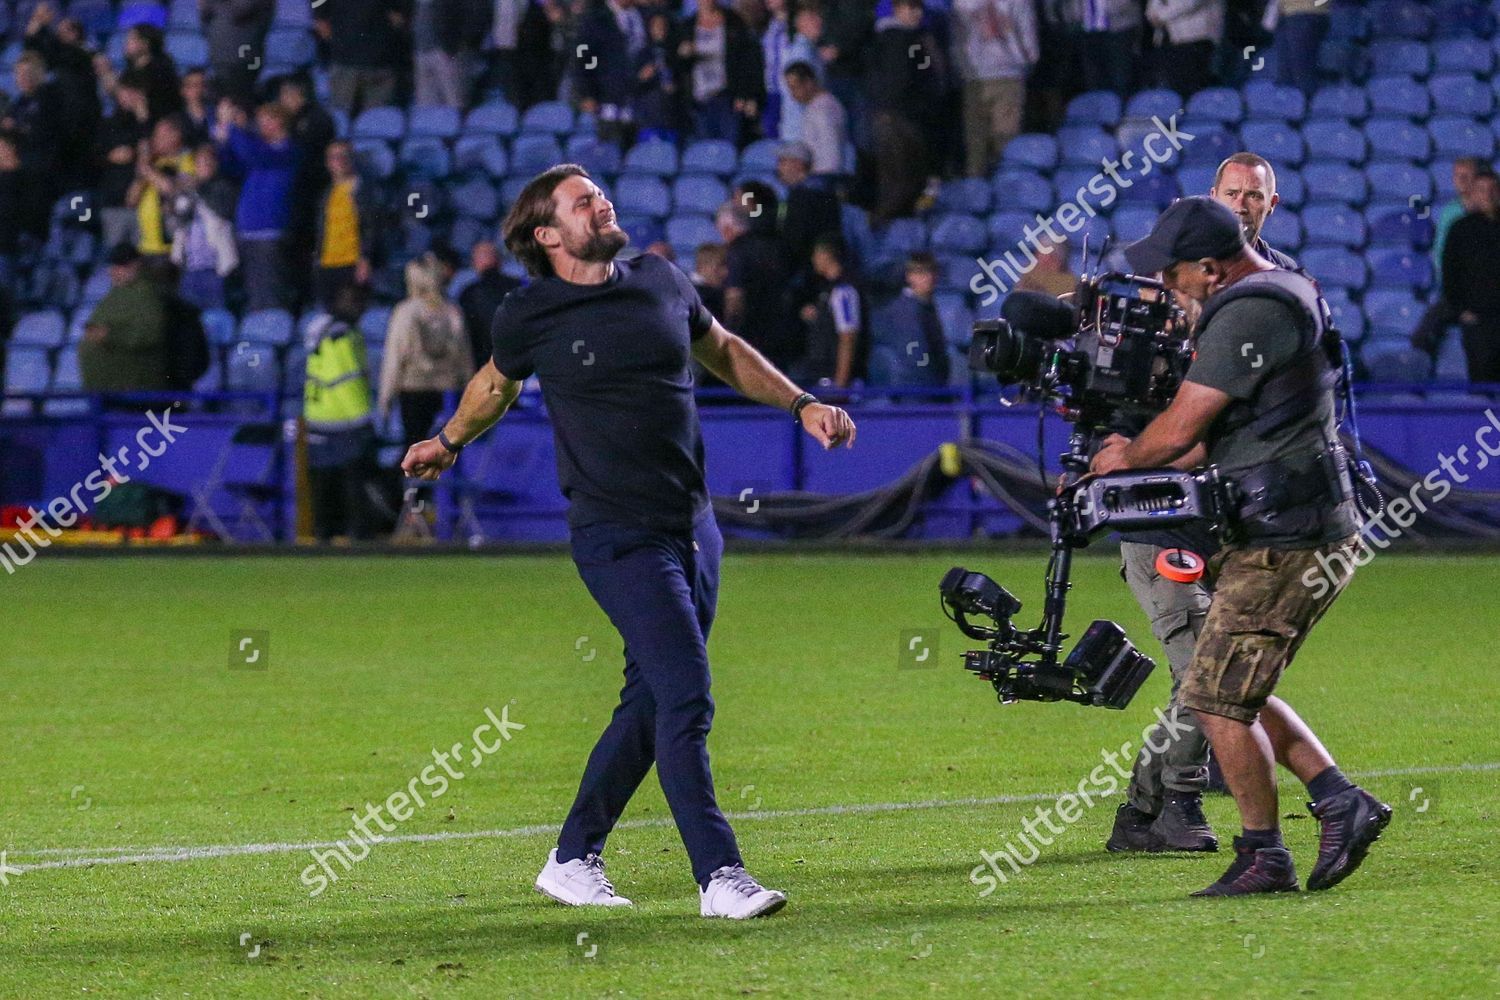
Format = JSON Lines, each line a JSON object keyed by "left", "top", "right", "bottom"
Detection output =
{"left": 11, "top": 761, "right": 1497, "bottom": 874}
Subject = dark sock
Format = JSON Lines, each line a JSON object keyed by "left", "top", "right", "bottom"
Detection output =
{"left": 1306, "top": 765, "right": 1355, "bottom": 803}
{"left": 1240, "top": 827, "right": 1284, "bottom": 850}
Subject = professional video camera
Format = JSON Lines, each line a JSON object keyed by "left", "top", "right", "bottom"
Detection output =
{"left": 943, "top": 270, "right": 1227, "bottom": 710}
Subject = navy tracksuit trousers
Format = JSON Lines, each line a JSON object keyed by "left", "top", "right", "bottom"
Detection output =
{"left": 556, "top": 510, "right": 742, "bottom": 886}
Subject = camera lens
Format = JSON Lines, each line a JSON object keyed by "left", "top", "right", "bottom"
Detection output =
{"left": 970, "top": 320, "right": 1049, "bottom": 385}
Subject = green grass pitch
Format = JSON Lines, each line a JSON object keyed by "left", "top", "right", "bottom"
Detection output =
{"left": 3, "top": 552, "right": 1497, "bottom": 997}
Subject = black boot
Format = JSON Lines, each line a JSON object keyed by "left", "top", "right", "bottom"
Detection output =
{"left": 1105, "top": 802, "right": 1159, "bottom": 853}
{"left": 1149, "top": 794, "right": 1219, "bottom": 852}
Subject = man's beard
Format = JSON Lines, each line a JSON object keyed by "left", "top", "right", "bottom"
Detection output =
{"left": 568, "top": 224, "right": 629, "bottom": 263}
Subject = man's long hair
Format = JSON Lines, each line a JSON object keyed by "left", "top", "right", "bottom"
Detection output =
{"left": 502, "top": 164, "right": 592, "bottom": 279}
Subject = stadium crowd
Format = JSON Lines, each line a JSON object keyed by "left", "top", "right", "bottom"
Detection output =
{"left": 0, "top": 0, "right": 1496, "bottom": 419}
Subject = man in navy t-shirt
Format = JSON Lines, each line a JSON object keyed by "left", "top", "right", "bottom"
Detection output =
{"left": 403, "top": 164, "right": 856, "bottom": 919}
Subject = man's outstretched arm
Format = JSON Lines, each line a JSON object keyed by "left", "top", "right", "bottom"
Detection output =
{"left": 691, "top": 319, "right": 857, "bottom": 449}
{"left": 401, "top": 359, "right": 523, "bottom": 481}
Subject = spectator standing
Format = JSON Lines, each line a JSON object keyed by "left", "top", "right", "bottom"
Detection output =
{"left": 314, "top": 141, "right": 382, "bottom": 309}
{"left": 671, "top": 2, "right": 765, "bottom": 144}
{"left": 279, "top": 75, "right": 338, "bottom": 308}
{"left": 413, "top": 0, "right": 471, "bottom": 109}
{"left": 0, "top": 136, "right": 24, "bottom": 298}
{"left": 304, "top": 283, "right": 378, "bottom": 543}
{"left": 482, "top": 0, "right": 529, "bottom": 105}
{"left": 119, "top": 24, "right": 184, "bottom": 123}
{"left": 316, "top": 1, "right": 405, "bottom": 115}
{"left": 1441, "top": 172, "right": 1500, "bottom": 383}
{"left": 952, "top": 0, "right": 1039, "bottom": 177}
{"left": 635, "top": 8, "right": 681, "bottom": 139}
{"left": 81, "top": 244, "right": 168, "bottom": 393}
{"left": 691, "top": 242, "right": 728, "bottom": 320}
{"left": 1273, "top": 0, "right": 1329, "bottom": 97}
{"left": 717, "top": 199, "right": 800, "bottom": 370}
{"left": 1064, "top": 0, "right": 1142, "bottom": 95}
{"left": 23, "top": 5, "right": 100, "bottom": 193}
{"left": 811, "top": 0, "right": 874, "bottom": 152}
{"left": 200, "top": 0, "right": 274, "bottom": 103}
{"left": 1014, "top": 236, "right": 1077, "bottom": 297}
{"left": 782, "top": 61, "right": 848, "bottom": 178}
{"left": 215, "top": 99, "right": 301, "bottom": 311}
{"left": 6, "top": 52, "right": 65, "bottom": 241}
{"left": 377, "top": 256, "right": 474, "bottom": 449}
{"left": 798, "top": 238, "right": 866, "bottom": 389}
{"left": 97, "top": 81, "right": 152, "bottom": 251}
{"left": 179, "top": 69, "right": 213, "bottom": 145}
{"left": 170, "top": 144, "right": 239, "bottom": 311}
{"left": 866, "top": 0, "right": 947, "bottom": 223}
{"left": 130, "top": 116, "right": 196, "bottom": 267}
{"left": 761, "top": 0, "right": 817, "bottom": 140}
{"left": 871, "top": 251, "right": 950, "bottom": 386}
{"left": 1146, "top": 0, "right": 1225, "bottom": 97}
{"left": 457, "top": 240, "right": 522, "bottom": 370}
{"left": 775, "top": 139, "right": 843, "bottom": 286}
{"left": 1411, "top": 160, "right": 1488, "bottom": 359}
{"left": 572, "top": 0, "right": 648, "bottom": 144}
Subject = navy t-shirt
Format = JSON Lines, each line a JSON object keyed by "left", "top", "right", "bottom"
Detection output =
{"left": 491, "top": 253, "right": 715, "bottom": 530}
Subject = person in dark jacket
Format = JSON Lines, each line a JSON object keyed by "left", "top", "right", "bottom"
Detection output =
{"left": 316, "top": 1, "right": 405, "bottom": 115}
{"left": 670, "top": 2, "right": 764, "bottom": 145}
{"left": 119, "top": 24, "right": 184, "bottom": 123}
{"left": 97, "top": 80, "right": 152, "bottom": 251}
{"left": 215, "top": 98, "right": 300, "bottom": 311}
{"left": 5, "top": 52, "right": 65, "bottom": 240}
{"left": 718, "top": 198, "right": 801, "bottom": 370}
{"left": 82, "top": 243, "right": 169, "bottom": 393}
{"left": 775, "top": 140, "right": 844, "bottom": 293}
{"left": 865, "top": 0, "right": 948, "bottom": 222}
{"left": 572, "top": 0, "right": 648, "bottom": 144}
{"left": 1442, "top": 171, "right": 1500, "bottom": 383}
{"left": 458, "top": 240, "right": 522, "bottom": 369}
{"left": 314, "top": 140, "right": 385, "bottom": 308}
{"left": 201, "top": 0, "right": 274, "bottom": 102}
{"left": 23, "top": 5, "right": 100, "bottom": 193}
{"left": 870, "top": 251, "right": 950, "bottom": 386}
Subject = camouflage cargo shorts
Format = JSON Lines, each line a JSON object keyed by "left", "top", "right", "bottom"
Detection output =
{"left": 1179, "top": 536, "right": 1362, "bottom": 724}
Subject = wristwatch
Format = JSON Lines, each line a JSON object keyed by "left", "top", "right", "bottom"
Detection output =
{"left": 437, "top": 429, "right": 464, "bottom": 455}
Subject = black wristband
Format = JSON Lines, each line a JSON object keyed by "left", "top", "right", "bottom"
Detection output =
{"left": 437, "top": 429, "right": 463, "bottom": 455}
{"left": 790, "top": 392, "right": 818, "bottom": 422}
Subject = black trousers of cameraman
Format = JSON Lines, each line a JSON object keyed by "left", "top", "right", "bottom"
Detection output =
{"left": 1120, "top": 542, "right": 1213, "bottom": 813}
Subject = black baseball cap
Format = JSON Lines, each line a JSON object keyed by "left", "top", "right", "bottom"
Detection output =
{"left": 1124, "top": 196, "right": 1246, "bottom": 275}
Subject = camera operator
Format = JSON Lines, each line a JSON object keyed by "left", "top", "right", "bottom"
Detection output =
{"left": 1090, "top": 197, "right": 1391, "bottom": 897}
{"left": 1106, "top": 152, "right": 1300, "bottom": 855}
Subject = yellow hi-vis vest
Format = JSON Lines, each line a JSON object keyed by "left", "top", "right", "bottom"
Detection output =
{"left": 303, "top": 316, "right": 373, "bottom": 431}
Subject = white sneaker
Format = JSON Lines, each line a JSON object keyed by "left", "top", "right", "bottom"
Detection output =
{"left": 534, "top": 849, "right": 633, "bottom": 907}
{"left": 699, "top": 865, "right": 787, "bottom": 919}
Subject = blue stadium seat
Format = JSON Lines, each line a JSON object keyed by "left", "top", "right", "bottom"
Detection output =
{"left": 1363, "top": 289, "right": 1427, "bottom": 334}
{"left": 1308, "top": 84, "right": 1370, "bottom": 121}
{"left": 1302, "top": 202, "right": 1367, "bottom": 248}
{"left": 1299, "top": 247, "right": 1367, "bottom": 290}
{"left": 1303, "top": 162, "right": 1368, "bottom": 204}
{"left": 450, "top": 177, "right": 500, "bottom": 220}
{"left": 66, "top": 309, "right": 89, "bottom": 344}
{"left": 520, "top": 101, "right": 573, "bottom": 135}
{"left": 51, "top": 344, "right": 81, "bottom": 392}
{"left": 510, "top": 135, "right": 563, "bottom": 175}
{"left": 623, "top": 138, "right": 679, "bottom": 177}
{"left": 351, "top": 107, "right": 406, "bottom": 142}
{"left": 165, "top": 31, "right": 208, "bottom": 69}
{"left": 351, "top": 140, "right": 395, "bottom": 180}
{"left": 936, "top": 254, "right": 983, "bottom": 294}
{"left": 1433, "top": 0, "right": 1496, "bottom": 37}
{"left": 991, "top": 170, "right": 1052, "bottom": 213}
{"left": 1368, "top": 75, "right": 1432, "bottom": 117}
{"left": 1430, "top": 115, "right": 1497, "bottom": 157}
{"left": 1362, "top": 346, "right": 1431, "bottom": 383}
{"left": 1369, "top": 39, "right": 1432, "bottom": 77}
{"left": 681, "top": 139, "right": 738, "bottom": 176}
{"left": 1115, "top": 170, "right": 1178, "bottom": 209}
{"left": 1175, "top": 165, "right": 1217, "bottom": 198}
{"left": 875, "top": 218, "right": 929, "bottom": 261}
{"left": 935, "top": 177, "right": 992, "bottom": 215}
{"left": 1260, "top": 209, "right": 1302, "bottom": 252}
{"left": 1365, "top": 116, "right": 1432, "bottom": 161}
{"left": 12, "top": 310, "right": 66, "bottom": 348}
{"left": 1072, "top": 212, "right": 1111, "bottom": 251}
{"left": 1178, "top": 126, "right": 1238, "bottom": 166}
{"left": 1322, "top": 291, "right": 1365, "bottom": 342}
{"left": 988, "top": 210, "right": 1034, "bottom": 249}
{"left": 1370, "top": 0, "right": 1433, "bottom": 38}
{"left": 1301, "top": 119, "right": 1367, "bottom": 163}
{"left": 1064, "top": 91, "right": 1122, "bottom": 126}
{"left": 202, "top": 308, "right": 238, "bottom": 347}
{"left": 453, "top": 135, "right": 508, "bottom": 177}
{"left": 70, "top": 0, "right": 117, "bottom": 35}
{"left": 1366, "top": 161, "right": 1434, "bottom": 204}
{"left": 1368, "top": 205, "right": 1436, "bottom": 249}
{"left": 225, "top": 342, "right": 280, "bottom": 393}
{"left": 273, "top": 0, "right": 313, "bottom": 27}
{"left": 1317, "top": 37, "right": 1363, "bottom": 80}
{"left": 1184, "top": 86, "right": 1243, "bottom": 124}
{"left": 1124, "top": 89, "right": 1183, "bottom": 120}
{"left": 1112, "top": 205, "right": 1160, "bottom": 243}
{"left": 4, "top": 347, "right": 50, "bottom": 395}
{"left": 240, "top": 309, "right": 295, "bottom": 347}
{"left": 565, "top": 136, "right": 623, "bottom": 177}
{"left": 930, "top": 213, "right": 987, "bottom": 255}
{"left": 119, "top": 1, "right": 168, "bottom": 30}
{"left": 1056, "top": 126, "right": 1117, "bottom": 167}
{"left": 407, "top": 106, "right": 462, "bottom": 140}
{"left": 673, "top": 174, "right": 728, "bottom": 215}
{"left": 1052, "top": 167, "right": 1097, "bottom": 204}
{"left": 1238, "top": 120, "right": 1305, "bottom": 167}
{"left": 399, "top": 138, "right": 451, "bottom": 180}
{"left": 616, "top": 216, "right": 663, "bottom": 248}
{"left": 1435, "top": 36, "right": 1495, "bottom": 73}
{"left": 1000, "top": 133, "right": 1058, "bottom": 171}
{"left": 934, "top": 292, "right": 974, "bottom": 348}
{"left": 1370, "top": 248, "right": 1434, "bottom": 291}
{"left": 499, "top": 174, "right": 530, "bottom": 208}
{"left": 613, "top": 175, "right": 671, "bottom": 219}
{"left": 1242, "top": 82, "right": 1306, "bottom": 122}
{"left": 463, "top": 101, "right": 520, "bottom": 137}
{"left": 1328, "top": 3, "right": 1369, "bottom": 40}
{"left": 447, "top": 216, "right": 489, "bottom": 255}
{"left": 664, "top": 215, "right": 719, "bottom": 260}
{"left": 739, "top": 138, "right": 781, "bottom": 174}
{"left": 264, "top": 27, "right": 315, "bottom": 66}
{"left": 1430, "top": 73, "right": 1495, "bottom": 116}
